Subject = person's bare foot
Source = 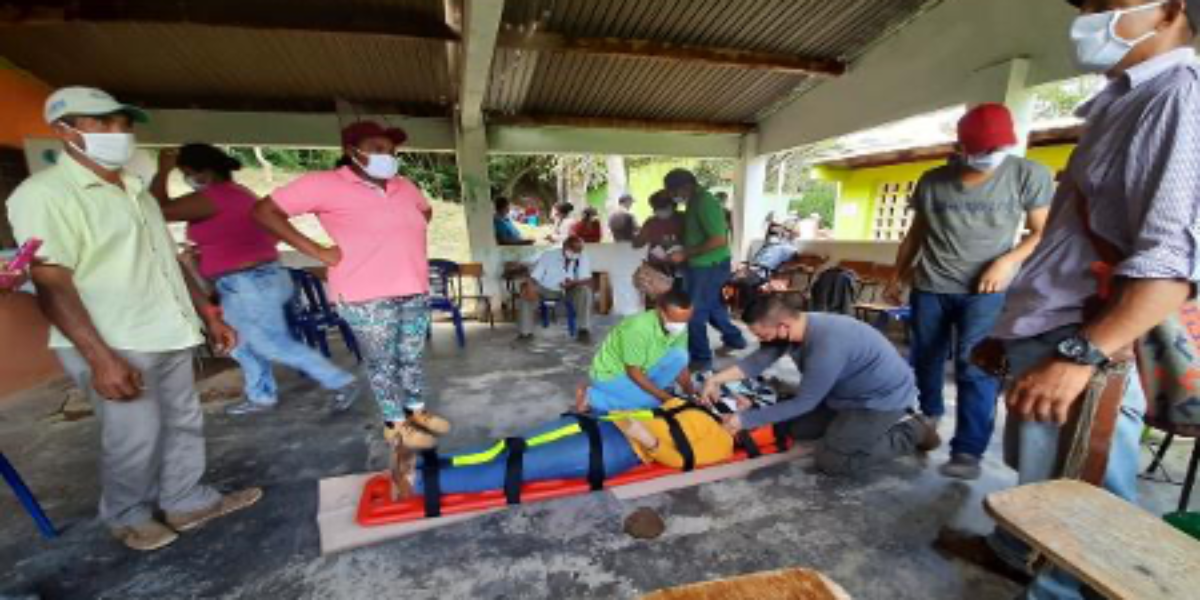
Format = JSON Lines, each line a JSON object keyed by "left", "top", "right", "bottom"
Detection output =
{"left": 574, "top": 383, "right": 591, "bottom": 413}
{"left": 390, "top": 444, "right": 417, "bottom": 501}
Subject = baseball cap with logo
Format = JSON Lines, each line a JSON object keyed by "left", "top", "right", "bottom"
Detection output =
{"left": 43, "top": 87, "right": 149, "bottom": 125}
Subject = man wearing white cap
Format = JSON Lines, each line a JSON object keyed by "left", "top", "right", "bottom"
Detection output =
{"left": 7, "top": 87, "right": 261, "bottom": 551}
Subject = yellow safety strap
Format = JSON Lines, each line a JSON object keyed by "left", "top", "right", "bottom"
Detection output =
{"left": 448, "top": 410, "right": 659, "bottom": 467}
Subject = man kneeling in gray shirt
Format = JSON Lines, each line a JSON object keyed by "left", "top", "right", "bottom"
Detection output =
{"left": 701, "top": 296, "right": 940, "bottom": 476}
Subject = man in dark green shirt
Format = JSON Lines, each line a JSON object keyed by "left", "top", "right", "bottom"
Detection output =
{"left": 666, "top": 169, "right": 747, "bottom": 371}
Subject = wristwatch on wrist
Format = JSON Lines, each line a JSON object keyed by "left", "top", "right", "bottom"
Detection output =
{"left": 1056, "top": 334, "right": 1110, "bottom": 368}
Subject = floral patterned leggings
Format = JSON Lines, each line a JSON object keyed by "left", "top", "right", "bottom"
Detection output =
{"left": 339, "top": 294, "right": 431, "bottom": 422}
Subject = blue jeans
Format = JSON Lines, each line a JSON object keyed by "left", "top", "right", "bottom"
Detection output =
{"left": 909, "top": 290, "right": 1006, "bottom": 457}
{"left": 588, "top": 348, "right": 689, "bottom": 413}
{"left": 415, "top": 417, "right": 642, "bottom": 495}
{"left": 683, "top": 260, "right": 746, "bottom": 368}
{"left": 216, "top": 263, "right": 354, "bottom": 405}
{"left": 988, "top": 325, "right": 1146, "bottom": 600}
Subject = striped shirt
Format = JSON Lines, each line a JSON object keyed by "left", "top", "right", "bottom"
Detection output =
{"left": 994, "top": 48, "right": 1200, "bottom": 339}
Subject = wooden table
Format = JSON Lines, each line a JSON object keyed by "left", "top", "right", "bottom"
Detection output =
{"left": 985, "top": 480, "right": 1200, "bottom": 600}
{"left": 641, "top": 567, "right": 851, "bottom": 600}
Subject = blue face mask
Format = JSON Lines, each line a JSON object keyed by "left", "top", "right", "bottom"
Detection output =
{"left": 965, "top": 148, "right": 1011, "bottom": 172}
{"left": 1070, "top": 1, "right": 1165, "bottom": 74}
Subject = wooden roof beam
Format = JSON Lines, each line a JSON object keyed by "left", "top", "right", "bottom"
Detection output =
{"left": 0, "top": 2, "right": 459, "bottom": 41}
{"left": 496, "top": 31, "right": 846, "bottom": 78}
{"left": 489, "top": 114, "right": 753, "bottom": 135}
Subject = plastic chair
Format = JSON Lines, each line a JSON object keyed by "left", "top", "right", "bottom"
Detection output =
{"left": 457, "top": 263, "right": 495, "bottom": 328}
{"left": 428, "top": 260, "right": 466, "bottom": 348}
{"left": 1, "top": 452, "right": 57, "bottom": 539}
{"left": 540, "top": 296, "right": 578, "bottom": 337}
{"left": 1142, "top": 418, "right": 1200, "bottom": 513}
{"left": 287, "top": 268, "right": 362, "bottom": 362}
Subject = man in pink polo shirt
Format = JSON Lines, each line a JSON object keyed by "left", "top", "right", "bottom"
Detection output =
{"left": 253, "top": 121, "right": 451, "bottom": 450}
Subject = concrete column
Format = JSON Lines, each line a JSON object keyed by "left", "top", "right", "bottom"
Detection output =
{"left": 455, "top": 125, "right": 501, "bottom": 297}
{"left": 732, "top": 133, "right": 772, "bottom": 260}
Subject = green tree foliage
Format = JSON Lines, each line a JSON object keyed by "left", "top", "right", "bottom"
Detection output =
{"left": 1031, "top": 76, "right": 1105, "bottom": 121}
{"left": 225, "top": 146, "right": 460, "bottom": 202}
{"left": 789, "top": 179, "right": 838, "bottom": 226}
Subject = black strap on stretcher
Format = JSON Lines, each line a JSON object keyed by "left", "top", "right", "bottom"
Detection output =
{"left": 654, "top": 406, "right": 696, "bottom": 472}
{"left": 702, "top": 396, "right": 763, "bottom": 458}
{"left": 565, "top": 413, "right": 607, "bottom": 491}
{"left": 420, "top": 449, "right": 443, "bottom": 518}
{"left": 503, "top": 437, "right": 527, "bottom": 505}
{"left": 773, "top": 422, "right": 791, "bottom": 451}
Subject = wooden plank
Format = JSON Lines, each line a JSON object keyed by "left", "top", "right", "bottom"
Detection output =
{"left": 489, "top": 114, "right": 752, "bottom": 135}
{"left": 497, "top": 31, "right": 846, "bottom": 77}
{"left": 0, "top": 3, "right": 458, "bottom": 41}
{"left": 641, "top": 567, "right": 852, "bottom": 600}
{"left": 984, "top": 480, "right": 1200, "bottom": 600}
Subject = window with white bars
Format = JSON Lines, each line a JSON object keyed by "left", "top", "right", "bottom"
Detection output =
{"left": 871, "top": 181, "right": 916, "bottom": 241}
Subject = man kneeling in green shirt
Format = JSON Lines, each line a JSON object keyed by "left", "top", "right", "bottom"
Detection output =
{"left": 577, "top": 289, "right": 698, "bottom": 413}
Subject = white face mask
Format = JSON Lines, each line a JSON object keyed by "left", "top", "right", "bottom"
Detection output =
{"left": 564, "top": 250, "right": 580, "bottom": 261}
{"left": 184, "top": 175, "right": 208, "bottom": 191}
{"left": 654, "top": 209, "right": 674, "bottom": 219}
{"left": 354, "top": 150, "right": 400, "bottom": 180}
{"left": 64, "top": 126, "right": 136, "bottom": 170}
{"left": 1070, "top": 1, "right": 1165, "bottom": 74}
{"left": 965, "top": 148, "right": 1011, "bottom": 172}
{"left": 664, "top": 321, "right": 688, "bottom": 337}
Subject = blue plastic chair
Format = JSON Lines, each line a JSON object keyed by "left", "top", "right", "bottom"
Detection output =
{"left": 540, "top": 296, "right": 578, "bottom": 337}
{"left": 428, "top": 260, "right": 466, "bottom": 348}
{"left": 1, "top": 452, "right": 57, "bottom": 539}
{"left": 286, "top": 268, "right": 362, "bottom": 362}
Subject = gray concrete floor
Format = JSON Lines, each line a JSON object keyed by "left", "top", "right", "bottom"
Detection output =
{"left": 0, "top": 317, "right": 1195, "bottom": 599}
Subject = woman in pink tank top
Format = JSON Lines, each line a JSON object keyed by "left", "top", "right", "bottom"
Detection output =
{"left": 150, "top": 144, "right": 359, "bottom": 416}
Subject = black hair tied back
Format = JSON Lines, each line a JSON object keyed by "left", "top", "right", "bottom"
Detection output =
{"left": 177, "top": 143, "right": 243, "bottom": 180}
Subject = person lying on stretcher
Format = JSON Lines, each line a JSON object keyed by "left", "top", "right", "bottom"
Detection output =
{"left": 389, "top": 397, "right": 756, "bottom": 499}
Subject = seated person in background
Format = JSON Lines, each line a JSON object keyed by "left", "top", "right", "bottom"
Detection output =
{"left": 390, "top": 397, "right": 735, "bottom": 498}
{"left": 633, "top": 190, "right": 685, "bottom": 277}
{"left": 579, "top": 289, "right": 698, "bottom": 413}
{"left": 572, "top": 206, "right": 603, "bottom": 243}
{"left": 494, "top": 196, "right": 532, "bottom": 246}
{"left": 703, "top": 296, "right": 940, "bottom": 476}
{"left": 517, "top": 236, "right": 594, "bottom": 341}
{"left": 608, "top": 194, "right": 640, "bottom": 242}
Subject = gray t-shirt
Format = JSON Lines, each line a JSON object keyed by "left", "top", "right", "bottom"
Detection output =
{"left": 736, "top": 314, "right": 917, "bottom": 429}
{"left": 910, "top": 156, "right": 1054, "bottom": 294}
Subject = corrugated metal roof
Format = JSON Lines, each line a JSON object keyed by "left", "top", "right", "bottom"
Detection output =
{"left": 502, "top": 0, "right": 937, "bottom": 59}
{"left": 0, "top": 0, "right": 943, "bottom": 126}
{"left": 488, "top": 49, "right": 804, "bottom": 123}
{"left": 0, "top": 23, "right": 454, "bottom": 115}
{"left": 492, "top": 0, "right": 942, "bottom": 123}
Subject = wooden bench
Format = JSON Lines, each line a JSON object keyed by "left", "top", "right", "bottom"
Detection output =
{"left": 641, "top": 567, "right": 851, "bottom": 600}
{"left": 985, "top": 480, "right": 1200, "bottom": 600}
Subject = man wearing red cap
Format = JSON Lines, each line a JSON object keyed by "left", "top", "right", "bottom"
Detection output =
{"left": 889, "top": 103, "right": 1054, "bottom": 481}
{"left": 253, "top": 121, "right": 452, "bottom": 451}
